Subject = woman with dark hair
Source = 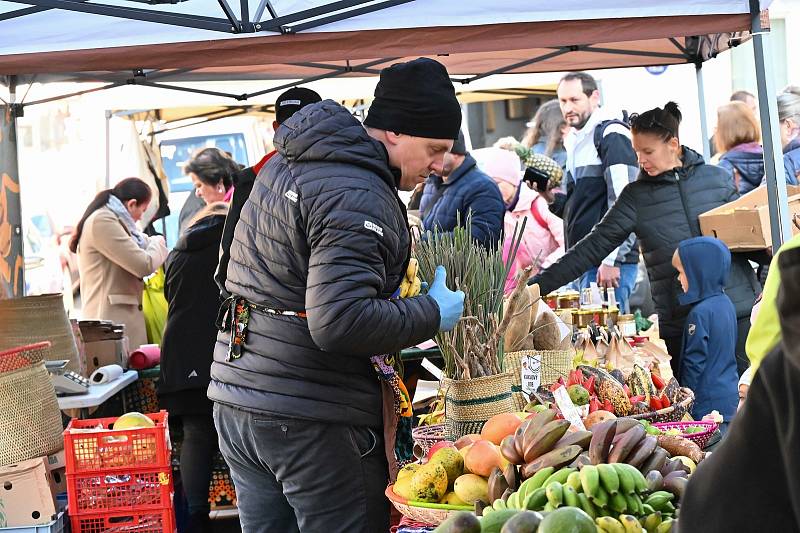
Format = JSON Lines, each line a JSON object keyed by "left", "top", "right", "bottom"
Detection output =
{"left": 72, "top": 177, "right": 168, "bottom": 348}
{"left": 522, "top": 99, "right": 568, "bottom": 168}
{"left": 531, "top": 102, "right": 761, "bottom": 377}
{"left": 178, "top": 148, "right": 243, "bottom": 232}
{"left": 158, "top": 202, "right": 228, "bottom": 533}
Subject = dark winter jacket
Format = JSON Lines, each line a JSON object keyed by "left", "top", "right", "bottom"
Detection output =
{"left": 158, "top": 213, "right": 225, "bottom": 416}
{"left": 680, "top": 246, "right": 800, "bottom": 533}
{"left": 215, "top": 150, "right": 277, "bottom": 297}
{"left": 207, "top": 101, "right": 441, "bottom": 427}
{"left": 419, "top": 154, "right": 505, "bottom": 248}
{"left": 784, "top": 137, "right": 800, "bottom": 186}
{"left": 532, "top": 147, "right": 761, "bottom": 338}
{"left": 677, "top": 237, "right": 739, "bottom": 421}
{"left": 717, "top": 142, "right": 765, "bottom": 194}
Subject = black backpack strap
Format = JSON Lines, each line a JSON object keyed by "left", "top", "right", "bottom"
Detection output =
{"left": 593, "top": 114, "right": 631, "bottom": 154}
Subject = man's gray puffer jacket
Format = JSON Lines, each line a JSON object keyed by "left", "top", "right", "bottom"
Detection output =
{"left": 208, "top": 100, "right": 440, "bottom": 427}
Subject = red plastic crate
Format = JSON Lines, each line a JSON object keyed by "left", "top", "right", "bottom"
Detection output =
{"left": 70, "top": 507, "right": 175, "bottom": 533}
{"left": 64, "top": 411, "right": 171, "bottom": 474}
{"left": 67, "top": 467, "right": 174, "bottom": 516}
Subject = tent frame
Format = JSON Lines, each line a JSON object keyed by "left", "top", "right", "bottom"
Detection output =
{"left": 0, "top": 0, "right": 792, "bottom": 298}
{"left": 1, "top": 0, "right": 413, "bottom": 34}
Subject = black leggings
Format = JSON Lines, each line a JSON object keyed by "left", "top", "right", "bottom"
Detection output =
{"left": 180, "top": 414, "right": 220, "bottom": 516}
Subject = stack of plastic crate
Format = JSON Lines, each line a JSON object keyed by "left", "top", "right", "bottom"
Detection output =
{"left": 64, "top": 411, "right": 175, "bottom": 533}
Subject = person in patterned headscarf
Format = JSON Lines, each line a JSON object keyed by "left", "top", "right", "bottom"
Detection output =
{"left": 473, "top": 147, "right": 565, "bottom": 293}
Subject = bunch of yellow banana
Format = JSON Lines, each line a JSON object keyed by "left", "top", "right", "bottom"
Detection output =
{"left": 399, "top": 258, "right": 423, "bottom": 298}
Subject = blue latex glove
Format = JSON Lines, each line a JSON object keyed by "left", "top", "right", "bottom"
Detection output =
{"left": 427, "top": 266, "right": 465, "bottom": 332}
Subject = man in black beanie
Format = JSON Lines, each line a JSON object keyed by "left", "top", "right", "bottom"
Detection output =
{"left": 209, "top": 57, "right": 465, "bottom": 533}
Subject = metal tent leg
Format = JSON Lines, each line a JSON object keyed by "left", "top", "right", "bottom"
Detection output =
{"left": 751, "top": 0, "right": 792, "bottom": 250}
{"left": 0, "top": 77, "right": 25, "bottom": 298}
{"left": 695, "top": 63, "right": 711, "bottom": 161}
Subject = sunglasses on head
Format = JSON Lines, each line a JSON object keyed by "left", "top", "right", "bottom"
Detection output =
{"left": 630, "top": 112, "right": 676, "bottom": 138}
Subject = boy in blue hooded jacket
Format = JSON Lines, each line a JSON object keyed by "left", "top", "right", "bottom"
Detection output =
{"left": 672, "top": 237, "right": 739, "bottom": 429}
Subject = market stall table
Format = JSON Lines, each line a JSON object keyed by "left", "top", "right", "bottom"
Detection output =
{"left": 57, "top": 369, "right": 138, "bottom": 419}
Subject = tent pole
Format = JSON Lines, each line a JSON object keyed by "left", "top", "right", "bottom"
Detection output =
{"left": 695, "top": 62, "right": 711, "bottom": 160}
{"left": 105, "top": 110, "right": 112, "bottom": 188}
{"left": 0, "top": 75, "right": 25, "bottom": 298}
{"left": 750, "top": 0, "right": 792, "bottom": 250}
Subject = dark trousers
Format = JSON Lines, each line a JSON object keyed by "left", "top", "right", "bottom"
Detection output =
{"left": 179, "top": 414, "right": 219, "bottom": 517}
{"left": 213, "top": 403, "right": 390, "bottom": 533}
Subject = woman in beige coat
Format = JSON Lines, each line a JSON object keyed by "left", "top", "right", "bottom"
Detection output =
{"left": 70, "top": 178, "right": 168, "bottom": 349}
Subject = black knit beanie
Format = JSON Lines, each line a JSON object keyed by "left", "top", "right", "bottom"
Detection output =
{"left": 365, "top": 58, "right": 461, "bottom": 140}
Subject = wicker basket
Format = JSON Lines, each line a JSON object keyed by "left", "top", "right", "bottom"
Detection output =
{"left": 0, "top": 294, "right": 82, "bottom": 374}
{"left": 0, "top": 359, "right": 65, "bottom": 464}
{"left": 442, "top": 372, "right": 513, "bottom": 441}
{"left": 0, "top": 341, "right": 51, "bottom": 374}
{"left": 412, "top": 424, "right": 446, "bottom": 459}
{"left": 653, "top": 421, "right": 718, "bottom": 449}
{"left": 385, "top": 485, "right": 472, "bottom": 526}
{"left": 629, "top": 387, "right": 695, "bottom": 424}
{"left": 504, "top": 350, "right": 572, "bottom": 410}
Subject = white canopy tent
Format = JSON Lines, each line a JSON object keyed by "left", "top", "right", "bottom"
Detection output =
{"left": 0, "top": 0, "right": 792, "bottom": 297}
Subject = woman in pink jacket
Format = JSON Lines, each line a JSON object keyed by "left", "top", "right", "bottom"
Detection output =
{"left": 473, "top": 147, "right": 565, "bottom": 293}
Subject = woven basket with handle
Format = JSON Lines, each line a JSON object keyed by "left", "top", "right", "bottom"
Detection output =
{"left": 442, "top": 372, "right": 513, "bottom": 441}
{"left": 0, "top": 353, "right": 65, "bottom": 464}
{"left": 504, "top": 350, "right": 572, "bottom": 410}
{"left": 629, "top": 387, "right": 695, "bottom": 424}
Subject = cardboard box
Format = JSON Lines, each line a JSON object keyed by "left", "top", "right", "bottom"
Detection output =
{"left": 83, "top": 337, "right": 130, "bottom": 375}
{"left": 699, "top": 185, "right": 800, "bottom": 251}
{"left": 0, "top": 458, "right": 57, "bottom": 528}
{"left": 44, "top": 450, "right": 66, "bottom": 499}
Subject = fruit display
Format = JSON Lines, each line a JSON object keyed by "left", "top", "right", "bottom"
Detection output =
{"left": 468, "top": 414, "right": 696, "bottom": 531}
{"left": 533, "top": 363, "right": 683, "bottom": 421}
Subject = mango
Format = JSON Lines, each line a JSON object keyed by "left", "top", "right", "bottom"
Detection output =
{"left": 453, "top": 473, "right": 489, "bottom": 504}
{"left": 397, "top": 463, "right": 421, "bottom": 482}
{"left": 465, "top": 440, "right": 503, "bottom": 477}
{"left": 440, "top": 491, "right": 469, "bottom": 506}
{"left": 393, "top": 476, "right": 414, "bottom": 500}
{"left": 409, "top": 462, "right": 449, "bottom": 502}
{"left": 429, "top": 447, "right": 464, "bottom": 486}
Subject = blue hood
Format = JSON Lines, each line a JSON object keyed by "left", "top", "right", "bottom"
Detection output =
{"left": 678, "top": 237, "right": 731, "bottom": 306}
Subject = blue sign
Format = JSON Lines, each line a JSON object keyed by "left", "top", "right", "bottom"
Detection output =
{"left": 646, "top": 66, "right": 669, "bottom": 76}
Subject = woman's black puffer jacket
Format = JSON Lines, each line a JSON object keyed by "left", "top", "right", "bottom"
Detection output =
{"left": 533, "top": 147, "right": 760, "bottom": 338}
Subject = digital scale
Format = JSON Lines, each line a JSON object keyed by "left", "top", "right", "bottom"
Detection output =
{"left": 45, "top": 359, "right": 90, "bottom": 396}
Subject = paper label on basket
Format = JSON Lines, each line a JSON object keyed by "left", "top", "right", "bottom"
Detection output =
{"left": 521, "top": 353, "right": 542, "bottom": 395}
{"left": 537, "top": 300, "right": 571, "bottom": 341}
{"left": 421, "top": 357, "right": 443, "bottom": 381}
{"left": 553, "top": 385, "right": 587, "bottom": 431}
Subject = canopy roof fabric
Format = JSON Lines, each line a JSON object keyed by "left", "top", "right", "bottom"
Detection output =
{"left": 0, "top": 0, "right": 772, "bottom": 91}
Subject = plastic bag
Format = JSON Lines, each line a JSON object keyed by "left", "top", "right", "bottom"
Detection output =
{"left": 142, "top": 267, "right": 168, "bottom": 345}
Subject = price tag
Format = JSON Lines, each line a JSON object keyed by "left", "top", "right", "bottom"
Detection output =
{"left": 553, "top": 385, "right": 587, "bottom": 431}
{"left": 421, "top": 357, "right": 443, "bottom": 381}
{"left": 521, "top": 353, "right": 542, "bottom": 395}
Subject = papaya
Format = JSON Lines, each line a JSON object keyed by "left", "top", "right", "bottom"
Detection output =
{"left": 480, "top": 509, "right": 521, "bottom": 533}
{"left": 433, "top": 511, "right": 481, "bottom": 533}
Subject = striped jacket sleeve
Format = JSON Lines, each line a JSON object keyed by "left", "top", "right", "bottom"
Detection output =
{"left": 597, "top": 123, "right": 639, "bottom": 266}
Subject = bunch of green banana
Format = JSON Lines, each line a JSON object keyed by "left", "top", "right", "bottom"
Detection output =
{"left": 485, "top": 459, "right": 682, "bottom": 524}
{"left": 482, "top": 465, "right": 575, "bottom": 517}
{"left": 399, "top": 257, "right": 422, "bottom": 298}
{"left": 595, "top": 514, "right": 676, "bottom": 533}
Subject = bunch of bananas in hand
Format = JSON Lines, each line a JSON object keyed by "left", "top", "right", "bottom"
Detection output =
{"left": 399, "top": 258, "right": 423, "bottom": 298}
